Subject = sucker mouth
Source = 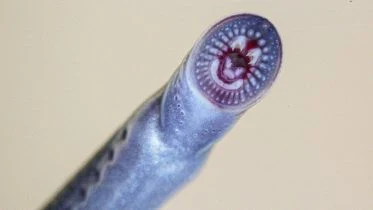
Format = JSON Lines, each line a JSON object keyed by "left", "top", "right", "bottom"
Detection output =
{"left": 189, "top": 14, "right": 282, "bottom": 109}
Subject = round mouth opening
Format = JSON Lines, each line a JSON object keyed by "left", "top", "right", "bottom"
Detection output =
{"left": 188, "top": 14, "right": 282, "bottom": 110}
{"left": 215, "top": 37, "right": 260, "bottom": 85}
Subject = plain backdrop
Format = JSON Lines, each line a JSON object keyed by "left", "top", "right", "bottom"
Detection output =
{"left": 1, "top": 0, "right": 372, "bottom": 210}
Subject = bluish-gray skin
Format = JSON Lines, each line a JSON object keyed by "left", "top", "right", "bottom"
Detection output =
{"left": 42, "top": 14, "right": 282, "bottom": 210}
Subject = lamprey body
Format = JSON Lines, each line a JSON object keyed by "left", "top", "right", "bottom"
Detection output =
{"left": 43, "top": 14, "right": 282, "bottom": 210}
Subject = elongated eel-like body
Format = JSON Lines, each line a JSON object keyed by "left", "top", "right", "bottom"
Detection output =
{"left": 42, "top": 14, "right": 282, "bottom": 210}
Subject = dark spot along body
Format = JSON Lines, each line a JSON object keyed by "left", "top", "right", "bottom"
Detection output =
{"left": 43, "top": 128, "right": 128, "bottom": 210}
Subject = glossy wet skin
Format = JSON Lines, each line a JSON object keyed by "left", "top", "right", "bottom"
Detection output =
{"left": 42, "top": 14, "right": 282, "bottom": 210}
{"left": 188, "top": 14, "right": 282, "bottom": 109}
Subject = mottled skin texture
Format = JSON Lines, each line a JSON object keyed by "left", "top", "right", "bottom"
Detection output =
{"left": 42, "top": 14, "right": 282, "bottom": 210}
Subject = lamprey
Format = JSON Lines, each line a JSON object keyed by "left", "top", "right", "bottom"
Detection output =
{"left": 42, "top": 14, "right": 282, "bottom": 210}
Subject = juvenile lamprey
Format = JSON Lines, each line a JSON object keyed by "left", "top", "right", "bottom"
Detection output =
{"left": 42, "top": 13, "right": 283, "bottom": 210}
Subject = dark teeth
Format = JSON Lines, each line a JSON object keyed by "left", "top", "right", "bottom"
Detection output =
{"left": 190, "top": 14, "right": 282, "bottom": 108}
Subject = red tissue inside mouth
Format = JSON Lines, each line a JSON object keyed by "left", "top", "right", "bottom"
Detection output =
{"left": 217, "top": 40, "right": 258, "bottom": 84}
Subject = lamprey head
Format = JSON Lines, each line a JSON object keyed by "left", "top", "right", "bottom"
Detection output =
{"left": 186, "top": 14, "right": 282, "bottom": 112}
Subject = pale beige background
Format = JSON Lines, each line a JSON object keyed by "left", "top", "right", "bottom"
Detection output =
{"left": 1, "top": 0, "right": 372, "bottom": 210}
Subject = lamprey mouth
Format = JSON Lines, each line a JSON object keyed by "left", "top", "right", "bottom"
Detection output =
{"left": 188, "top": 14, "right": 282, "bottom": 110}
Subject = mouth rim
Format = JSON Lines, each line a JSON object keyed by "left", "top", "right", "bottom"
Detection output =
{"left": 185, "top": 13, "right": 283, "bottom": 112}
